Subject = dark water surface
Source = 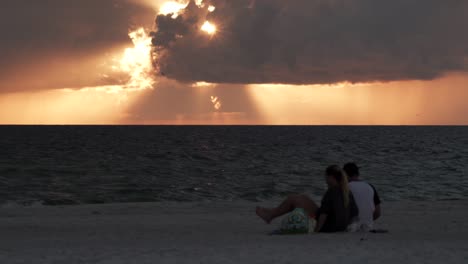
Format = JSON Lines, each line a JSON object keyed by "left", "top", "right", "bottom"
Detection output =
{"left": 1, "top": 126, "right": 467, "bottom": 205}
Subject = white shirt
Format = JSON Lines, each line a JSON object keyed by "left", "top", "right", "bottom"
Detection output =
{"left": 349, "top": 181, "right": 376, "bottom": 231}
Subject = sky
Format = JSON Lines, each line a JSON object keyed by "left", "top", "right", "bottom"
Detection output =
{"left": 1, "top": 0, "right": 468, "bottom": 125}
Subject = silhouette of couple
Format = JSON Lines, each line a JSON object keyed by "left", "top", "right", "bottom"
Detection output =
{"left": 256, "top": 163, "right": 381, "bottom": 233}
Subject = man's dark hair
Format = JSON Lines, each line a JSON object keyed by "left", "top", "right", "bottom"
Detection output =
{"left": 343, "top": 163, "right": 360, "bottom": 178}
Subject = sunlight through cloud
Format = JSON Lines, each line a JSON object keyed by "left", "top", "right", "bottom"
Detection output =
{"left": 158, "top": 1, "right": 188, "bottom": 18}
{"left": 201, "top": 21, "right": 217, "bottom": 35}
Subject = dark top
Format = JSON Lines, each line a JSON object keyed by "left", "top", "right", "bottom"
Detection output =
{"left": 318, "top": 187, "right": 358, "bottom": 233}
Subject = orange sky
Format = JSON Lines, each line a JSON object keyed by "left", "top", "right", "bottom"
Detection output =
{"left": 1, "top": 73, "right": 468, "bottom": 125}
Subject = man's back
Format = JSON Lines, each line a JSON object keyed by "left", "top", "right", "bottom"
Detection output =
{"left": 349, "top": 181, "right": 376, "bottom": 227}
{"left": 344, "top": 163, "right": 382, "bottom": 231}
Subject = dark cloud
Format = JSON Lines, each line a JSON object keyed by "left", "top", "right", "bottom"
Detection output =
{"left": 152, "top": 0, "right": 468, "bottom": 84}
{"left": 0, "top": 0, "right": 155, "bottom": 92}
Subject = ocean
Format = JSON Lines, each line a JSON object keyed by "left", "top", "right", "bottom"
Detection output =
{"left": 1, "top": 126, "right": 467, "bottom": 206}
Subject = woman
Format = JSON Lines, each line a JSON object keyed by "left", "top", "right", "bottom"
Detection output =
{"left": 256, "top": 165, "right": 358, "bottom": 233}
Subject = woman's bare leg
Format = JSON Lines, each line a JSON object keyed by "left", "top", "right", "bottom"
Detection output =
{"left": 256, "top": 195, "right": 319, "bottom": 224}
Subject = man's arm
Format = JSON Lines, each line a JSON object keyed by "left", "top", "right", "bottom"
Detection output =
{"left": 315, "top": 214, "right": 328, "bottom": 232}
{"left": 373, "top": 204, "right": 381, "bottom": 220}
{"left": 370, "top": 184, "right": 382, "bottom": 220}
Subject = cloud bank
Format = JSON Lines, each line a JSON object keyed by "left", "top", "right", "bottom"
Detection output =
{"left": 152, "top": 0, "right": 468, "bottom": 84}
{"left": 0, "top": 0, "right": 155, "bottom": 92}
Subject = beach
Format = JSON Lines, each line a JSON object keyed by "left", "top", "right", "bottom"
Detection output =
{"left": 1, "top": 200, "right": 467, "bottom": 264}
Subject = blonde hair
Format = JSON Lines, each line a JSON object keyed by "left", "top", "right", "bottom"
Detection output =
{"left": 326, "top": 165, "right": 350, "bottom": 208}
{"left": 340, "top": 170, "right": 350, "bottom": 208}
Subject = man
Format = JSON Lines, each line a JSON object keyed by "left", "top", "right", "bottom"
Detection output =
{"left": 343, "top": 163, "right": 381, "bottom": 231}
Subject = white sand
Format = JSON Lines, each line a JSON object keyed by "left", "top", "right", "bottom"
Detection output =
{"left": 1, "top": 201, "right": 467, "bottom": 264}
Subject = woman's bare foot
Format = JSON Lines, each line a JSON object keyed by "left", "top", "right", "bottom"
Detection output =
{"left": 256, "top": 207, "right": 273, "bottom": 224}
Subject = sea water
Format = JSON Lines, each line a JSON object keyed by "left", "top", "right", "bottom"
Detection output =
{"left": 1, "top": 126, "right": 467, "bottom": 205}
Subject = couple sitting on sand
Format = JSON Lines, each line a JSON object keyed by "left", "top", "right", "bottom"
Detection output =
{"left": 256, "top": 163, "right": 381, "bottom": 233}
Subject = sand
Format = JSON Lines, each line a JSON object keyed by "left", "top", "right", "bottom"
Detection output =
{"left": 1, "top": 201, "right": 467, "bottom": 264}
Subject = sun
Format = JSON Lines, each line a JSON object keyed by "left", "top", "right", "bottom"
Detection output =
{"left": 201, "top": 21, "right": 217, "bottom": 35}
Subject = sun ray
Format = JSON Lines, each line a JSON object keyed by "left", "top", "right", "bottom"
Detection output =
{"left": 118, "top": 28, "right": 154, "bottom": 91}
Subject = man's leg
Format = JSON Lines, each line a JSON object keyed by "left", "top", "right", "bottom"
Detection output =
{"left": 256, "top": 194, "right": 319, "bottom": 224}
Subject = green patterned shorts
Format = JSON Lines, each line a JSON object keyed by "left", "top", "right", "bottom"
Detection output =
{"left": 278, "top": 208, "right": 310, "bottom": 234}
